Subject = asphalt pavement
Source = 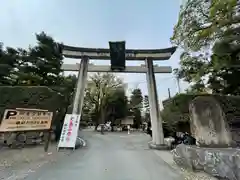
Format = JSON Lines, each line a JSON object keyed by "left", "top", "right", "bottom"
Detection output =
{"left": 24, "top": 131, "right": 184, "bottom": 180}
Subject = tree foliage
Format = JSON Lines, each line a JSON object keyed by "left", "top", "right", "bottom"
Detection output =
{"left": 130, "top": 88, "right": 143, "bottom": 110}
{"left": 106, "top": 87, "right": 128, "bottom": 121}
{"left": 17, "top": 32, "right": 63, "bottom": 86}
{"left": 172, "top": 0, "right": 240, "bottom": 95}
{"left": 143, "top": 95, "right": 150, "bottom": 122}
{"left": 0, "top": 44, "right": 19, "bottom": 85}
{"left": 83, "top": 73, "right": 128, "bottom": 127}
{"left": 171, "top": 0, "right": 238, "bottom": 52}
{"left": 0, "top": 32, "right": 71, "bottom": 89}
{"left": 161, "top": 93, "right": 199, "bottom": 133}
{"left": 129, "top": 88, "right": 143, "bottom": 128}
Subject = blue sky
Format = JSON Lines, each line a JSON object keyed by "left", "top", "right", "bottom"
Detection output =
{"left": 0, "top": 0, "right": 188, "bottom": 106}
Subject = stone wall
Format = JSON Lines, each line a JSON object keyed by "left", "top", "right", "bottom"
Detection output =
{"left": 172, "top": 144, "right": 240, "bottom": 180}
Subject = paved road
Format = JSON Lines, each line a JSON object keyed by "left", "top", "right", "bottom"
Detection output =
{"left": 25, "top": 132, "right": 184, "bottom": 180}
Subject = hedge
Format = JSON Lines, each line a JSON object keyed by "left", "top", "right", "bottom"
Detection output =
{"left": 161, "top": 93, "right": 240, "bottom": 129}
{"left": 0, "top": 86, "right": 68, "bottom": 124}
{"left": 161, "top": 94, "right": 200, "bottom": 125}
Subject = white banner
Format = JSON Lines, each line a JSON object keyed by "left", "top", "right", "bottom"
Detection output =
{"left": 57, "top": 114, "right": 80, "bottom": 149}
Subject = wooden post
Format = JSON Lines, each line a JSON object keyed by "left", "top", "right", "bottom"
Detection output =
{"left": 44, "top": 130, "right": 51, "bottom": 152}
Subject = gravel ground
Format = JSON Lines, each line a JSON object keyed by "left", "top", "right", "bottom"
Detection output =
{"left": 0, "top": 130, "right": 90, "bottom": 180}
{"left": 0, "top": 143, "right": 72, "bottom": 180}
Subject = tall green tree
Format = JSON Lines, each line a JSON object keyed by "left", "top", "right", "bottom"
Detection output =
{"left": 171, "top": 0, "right": 238, "bottom": 52}
{"left": 17, "top": 32, "right": 63, "bottom": 86}
{"left": 209, "top": 23, "right": 240, "bottom": 95}
{"left": 106, "top": 87, "right": 128, "bottom": 121}
{"left": 0, "top": 44, "right": 19, "bottom": 85}
{"left": 130, "top": 88, "right": 143, "bottom": 109}
{"left": 173, "top": 52, "right": 209, "bottom": 92}
{"left": 143, "top": 95, "right": 150, "bottom": 122}
{"left": 84, "top": 73, "right": 124, "bottom": 129}
{"left": 130, "top": 88, "right": 143, "bottom": 128}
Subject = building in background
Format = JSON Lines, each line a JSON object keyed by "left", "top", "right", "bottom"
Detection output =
{"left": 120, "top": 116, "right": 134, "bottom": 126}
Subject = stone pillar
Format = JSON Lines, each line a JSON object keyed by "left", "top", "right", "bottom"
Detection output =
{"left": 77, "top": 57, "right": 89, "bottom": 117}
{"left": 145, "top": 58, "right": 167, "bottom": 149}
{"left": 146, "top": 71, "right": 156, "bottom": 144}
{"left": 72, "top": 56, "right": 89, "bottom": 115}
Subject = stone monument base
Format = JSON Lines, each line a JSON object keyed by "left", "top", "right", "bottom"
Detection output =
{"left": 148, "top": 141, "right": 169, "bottom": 150}
{"left": 172, "top": 144, "right": 240, "bottom": 180}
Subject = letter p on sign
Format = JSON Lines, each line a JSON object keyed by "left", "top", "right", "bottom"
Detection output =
{"left": 5, "top": 110, "right": 17, "bottom": 119}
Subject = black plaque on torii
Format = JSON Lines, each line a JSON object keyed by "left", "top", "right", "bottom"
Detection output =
{"left": 109, "top": 41, "right": 126, "bottom": 71}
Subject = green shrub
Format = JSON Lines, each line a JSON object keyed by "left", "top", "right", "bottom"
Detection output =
{"left": 161, "top": 93, "right": 240, "bottom": 133}
{"left": 0, "top": 86, "right": 67, "bottom": 125}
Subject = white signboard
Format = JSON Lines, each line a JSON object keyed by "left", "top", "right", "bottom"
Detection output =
{"left": 57, "top": 114, "right": 80, "bottom": 149}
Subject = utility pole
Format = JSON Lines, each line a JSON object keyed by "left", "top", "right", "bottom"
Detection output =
{"left": 176, "top": 77, "right": 181, "bottom": 94}
{"left": 168, "top": 88, "right": 171, "bottom": 98}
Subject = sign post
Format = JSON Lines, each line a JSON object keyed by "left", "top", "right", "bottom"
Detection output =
{"left": 57, "top": 114, "right": 81, "bottom": 151}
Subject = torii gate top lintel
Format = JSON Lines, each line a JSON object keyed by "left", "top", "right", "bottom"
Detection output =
{"left": 61, "top": 44, "right": 177, "bottom": 60}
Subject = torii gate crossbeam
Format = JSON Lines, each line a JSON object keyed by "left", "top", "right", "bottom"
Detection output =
{"left": 62, "top": 64, "right": 172, "bottom": 73}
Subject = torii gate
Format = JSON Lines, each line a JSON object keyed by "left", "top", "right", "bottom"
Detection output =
{"left": 60, "top": 42, "right": 176, "bottom": 150}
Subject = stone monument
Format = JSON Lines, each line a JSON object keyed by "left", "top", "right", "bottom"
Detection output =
{"left": 190, "top": 96, "right": 234, "bottom": 147}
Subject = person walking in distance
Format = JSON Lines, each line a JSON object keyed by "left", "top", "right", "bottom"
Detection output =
{"left": 147, "top": 121, "right": 152, "bottom": 137}
{"left": 127, "top": 125, "right": 130, "bottom": 134}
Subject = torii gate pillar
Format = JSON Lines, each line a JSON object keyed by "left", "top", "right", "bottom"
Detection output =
{"left": 146, "top": 59, "right": 168, "bottom": 149}
{"left": 72, "top": 56, "right": 89, "bottom": 115}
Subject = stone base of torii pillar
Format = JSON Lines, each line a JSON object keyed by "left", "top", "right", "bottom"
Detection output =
{"left": 148, "top": 142, "right": 169, "bottom": 150}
